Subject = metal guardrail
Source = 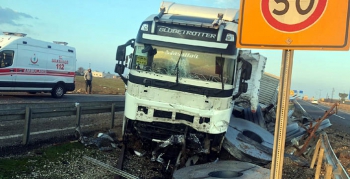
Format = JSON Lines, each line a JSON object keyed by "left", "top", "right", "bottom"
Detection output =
{"left": 321, "top": 133, "right": 349, "bottom": 179}
{"left": 0, "top": 101, "right": 125, "bottom": 145}
{"left": 0, "top": 101, "right": 125, "bottom": 121}
{"left": 311, "top": 132, "right": 349, "bottom": 179}
{"left": 293, "top": 99, "right": 349, "bottom": 178}
{"left": 1, "top": 100, "right": 349, "bottom": 178}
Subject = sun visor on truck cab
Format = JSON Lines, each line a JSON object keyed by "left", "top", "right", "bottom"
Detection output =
{"left": 160, "top": 1, "right": 239, "bottom": 22}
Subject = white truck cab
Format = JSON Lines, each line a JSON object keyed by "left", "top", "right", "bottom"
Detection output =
{"left": 0, "top": 32, "right": 76, "bottom": 98}
{"left": 115, "top": 2, "right": 255, "bottom": 158}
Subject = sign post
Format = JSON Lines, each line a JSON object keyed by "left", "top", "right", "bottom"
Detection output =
{"left": 271, "top": 49, "right": 294, "bottom": 178}
{"left": 237, "top": 0, "right": 350, "bottom": 179}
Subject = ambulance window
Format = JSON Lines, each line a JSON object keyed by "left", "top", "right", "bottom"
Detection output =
{"left": 0, "top": 50, "right": 14, "bottom": 68}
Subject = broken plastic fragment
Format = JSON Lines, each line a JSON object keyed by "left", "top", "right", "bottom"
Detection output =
{"left": 156, "top": 153, "right": 165, "bottom": 164}
{"left": 134, "top": 150, "right": 145, "bottom": 157}
{"left": 159, "top": 135, "right": 185, "bottom": 148}
{"left": 111, "top": 143, "right": 117, "bottom": 148}
{"left": 185, "top": 155, "right": 199, "bottom": 167}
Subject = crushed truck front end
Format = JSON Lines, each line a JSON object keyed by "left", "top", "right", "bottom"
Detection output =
{"left": 115, "top": 1, "right": 248, "bottom": 156}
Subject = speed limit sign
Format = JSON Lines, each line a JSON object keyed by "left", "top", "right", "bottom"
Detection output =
{"left": 261, "top": 0, "right": 327, "bottom": 32}
{"left": 237, "top": 0, "right": 350, "bottom": 50}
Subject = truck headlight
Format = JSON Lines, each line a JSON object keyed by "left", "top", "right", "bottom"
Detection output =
{"left": 140, "top": 24, "right": 149, "bottom": 32}
{"left": 225, "top": 33, "right": 235, "bottom": 42}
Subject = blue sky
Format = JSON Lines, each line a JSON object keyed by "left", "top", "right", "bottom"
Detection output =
{"left": 0, "top": 0, "right": 349, "bottom": 99}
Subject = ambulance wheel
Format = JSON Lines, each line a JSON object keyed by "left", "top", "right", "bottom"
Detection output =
{"left": 51, "top": 84, "right": 65, "bottom": 98}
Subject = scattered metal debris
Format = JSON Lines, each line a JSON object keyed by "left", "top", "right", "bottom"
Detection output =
{"left": 295, "top": 103, "right": 339, "bottom": 156}
{"left": 285, "top": 119, "right": 332, "bottom": 145}
{"left": 151, "top": 152, "right": 165, "bottom": 164}
{"left": 223, "top": 116, "right": 274, "bottom": 164}
{"left": 223, "top": 94, "right": 334, "bottom": 166}
{"left": 153, "top": 135, "right": 185, "bottom": 148}
{"left": 133, "top": 150, "right": 146, "bottom": 157}
{"left": 78, "top": 131, "right": 120, "bottom": 151}
{"left": 185, "top": 155, "right": 199, "bottom": 167}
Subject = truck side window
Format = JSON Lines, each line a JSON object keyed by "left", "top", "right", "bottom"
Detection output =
{"left": 0, "top": 50, "right": 14, "bottom": 68}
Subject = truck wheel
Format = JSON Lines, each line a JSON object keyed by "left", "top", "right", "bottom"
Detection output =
{"left": 51, "top": 84, "right": 65, "bottom": 98}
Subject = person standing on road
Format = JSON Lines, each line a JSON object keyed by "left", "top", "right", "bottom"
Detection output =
{"left": 84, "top": 68, "right": 93, "bottom": 94}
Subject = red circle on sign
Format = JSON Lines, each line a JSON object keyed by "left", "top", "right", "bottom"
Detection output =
{"left": 261, "top": 0, "right": 328, "bottom": 32}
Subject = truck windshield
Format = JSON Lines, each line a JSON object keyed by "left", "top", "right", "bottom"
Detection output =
{"left": 132, "top": 45, "right": 235, "bottom": 85}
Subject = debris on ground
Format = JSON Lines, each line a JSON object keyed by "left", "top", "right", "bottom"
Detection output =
{"left": 78, "top": 130, "right": 121, "bottom": 151}
{"left": 173, "top": 160, "right": 270, "bottom": 179}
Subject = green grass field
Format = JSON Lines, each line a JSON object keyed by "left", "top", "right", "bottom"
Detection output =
{"left": 73, "top": 76, "right": 126, "bottom": 95}
{"left": 0, "top": 142, "right": 85, "bottom": 178}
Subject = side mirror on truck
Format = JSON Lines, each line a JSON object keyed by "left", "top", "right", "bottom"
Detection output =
{"left": 115, "top": 63, "right": 125, "bottom": 74}
{"left": 238, "top": 82, "right": 248, "bottom": 93}
{"left": 240, "top": 59, "right": 252, "bottom": 81}
{"left": 116, "top": 45, "right": 126, "bottom": 62}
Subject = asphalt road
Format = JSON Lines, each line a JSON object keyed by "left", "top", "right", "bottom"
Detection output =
{"left": 297, "top": 99, "right": 350, "bottom": 134}
{"left": 0, "top": 92, "right": 125, "bottom": 103}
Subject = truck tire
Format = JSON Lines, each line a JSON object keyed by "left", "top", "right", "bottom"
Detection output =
{"left": 51, "top": 84, "right": 65, "bottom": 98}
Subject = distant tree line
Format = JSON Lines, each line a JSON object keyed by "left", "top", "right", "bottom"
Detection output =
{"left": 75, "top": 67, "right": 85, "bottom": 76}
{"left": 75, "top": 67, "right": 111, "bottom": 76}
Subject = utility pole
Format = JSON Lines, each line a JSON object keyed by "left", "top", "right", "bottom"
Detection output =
{"left": 331, "top": 88, "right": 335, "bottom": 102}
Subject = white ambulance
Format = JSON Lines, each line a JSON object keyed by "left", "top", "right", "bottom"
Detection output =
{"left": 0, "top": 32, "right": 76, "bottom": 98}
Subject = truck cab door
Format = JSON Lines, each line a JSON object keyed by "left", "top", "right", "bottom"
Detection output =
{"left": 0, "top": 50, "right": 16, "bottom": 91}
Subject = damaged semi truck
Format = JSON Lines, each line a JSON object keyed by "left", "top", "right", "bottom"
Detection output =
{"left": 114, "top": 1, "right": 259, "bottom": 166}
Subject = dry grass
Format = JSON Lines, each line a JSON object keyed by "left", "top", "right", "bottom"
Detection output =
{"left": 73, "top": 76, "right": 126, "bottom": 95}
{"left": 319, "top": 101, "right": 350, "bottom": 113}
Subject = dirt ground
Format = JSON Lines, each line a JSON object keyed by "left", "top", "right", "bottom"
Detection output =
{"left": 279, "top": 126, "right": 350, "bottom": 179}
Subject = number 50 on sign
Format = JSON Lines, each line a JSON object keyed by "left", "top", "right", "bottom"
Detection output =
{"left": 237, "top": 0, "right": 350, "bottom": 50}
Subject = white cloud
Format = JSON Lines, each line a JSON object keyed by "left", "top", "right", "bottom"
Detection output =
{"left": 0, "top": 6, "right": 37, "bottom": 26}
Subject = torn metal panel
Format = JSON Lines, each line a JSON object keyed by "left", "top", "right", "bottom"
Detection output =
{"left": 259, "top": 72, "right": 280, "bottom": 106}
{"left": 223, "top": 117, "right": 273, "bottom": 164}
{"left": 173, "top": 160, "right": 270, "bottom": 179}
{"left": 234, "top": 50, "right": 267, "bottom": 112}
{"left": 288, "top": 109, "right": 294, "bottom": 118}
{"left": 154, "top": 133, "right": 208, "bottom": 153}
{"left": 243, "top": 105, "right": 266, "bottom": 129}
{"left": 223, "top": 115, "right": 327, "bottom": 164}
{"left": 151, "top": 152, "right": 165, "bottom": 163}
{"left": 284, "top": 119, "right": 332, "bottom": 144}
{"left": 155, "top": 135, "right": 185, "bottom": 148}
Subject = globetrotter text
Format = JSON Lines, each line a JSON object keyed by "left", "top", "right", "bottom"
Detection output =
{"left": 158, "top": 26, "right": 217, "bottom": 39}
